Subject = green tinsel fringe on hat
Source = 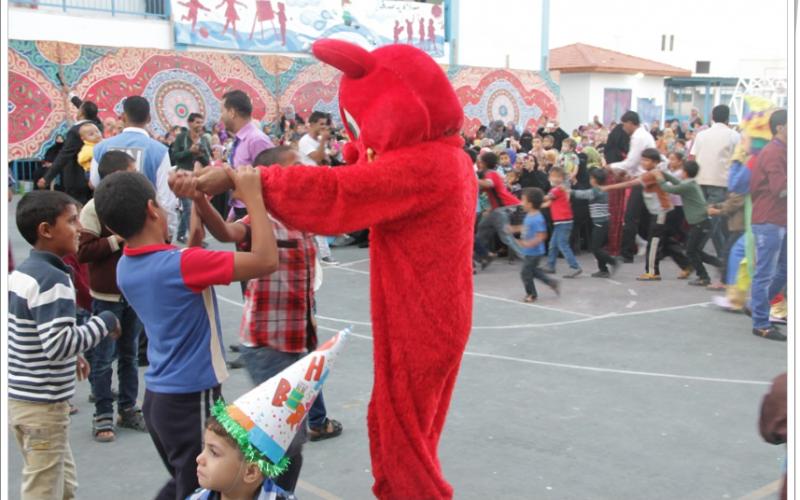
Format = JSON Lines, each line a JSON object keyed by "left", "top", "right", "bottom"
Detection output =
{"left": 210, "top": 399, "right": 291, "bottom": 478}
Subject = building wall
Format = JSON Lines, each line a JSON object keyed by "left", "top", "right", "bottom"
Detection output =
{"left": 8, "top": 39, "right": 559, "bottom": 159}
{"left": 557, "top": 73, "right": 667, "bottom": 131}
{"left": 8, "top": 6, "right": 172, "bottom": 49}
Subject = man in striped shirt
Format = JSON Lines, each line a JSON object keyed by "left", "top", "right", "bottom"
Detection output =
{"left": 9, "top": 191, "right": 120, "bottom": 500}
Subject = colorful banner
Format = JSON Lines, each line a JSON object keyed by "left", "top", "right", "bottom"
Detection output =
{"left": 8, "top": 39, "right": 559, "bottom": 160}
{"left": 172, "top": 0, "right": 447, "bottom": 59}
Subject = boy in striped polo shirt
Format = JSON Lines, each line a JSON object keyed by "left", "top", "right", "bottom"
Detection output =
{"left": 571, "top": 168, "right": 619, "bottom": 278}
{"left": 93, "top": 167, "right": 278, "bottom": 500}
{"left": 9, "top": 191, "right": 120, "bottom": 499}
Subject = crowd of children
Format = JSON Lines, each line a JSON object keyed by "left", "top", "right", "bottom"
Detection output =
{"left": 7, "top": 91, "right": 788, "bottom": 499}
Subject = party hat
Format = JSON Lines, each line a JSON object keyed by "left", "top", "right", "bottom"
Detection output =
{"left": 211, "top": 329, "right": 349, "bottom": 477}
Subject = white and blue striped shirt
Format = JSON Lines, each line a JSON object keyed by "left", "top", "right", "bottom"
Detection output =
{"left": 8, "top": 250, "right": 117, "bottom": 403}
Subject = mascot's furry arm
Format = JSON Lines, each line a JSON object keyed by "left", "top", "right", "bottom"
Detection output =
{"left": 256, "top": 137, "right": 459, "bottom": 235}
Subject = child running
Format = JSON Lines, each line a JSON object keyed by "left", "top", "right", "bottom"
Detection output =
{"left": 543, "top": 167, "right": 582, "bottom": 278}
{"left": 9, "top": 191, "right": 120, "bottom": 499}
{"left": 508, "top": 187, "right": 560, "bottom": 302}
{"left": 602, "top": 148, "right": 689, "bottom": 281}
{"left": 657, "top": 160, "right": 722, "bottom": 286}
{"left": 93, "top": 166, "right": 279, "bottom": 500}
{"left": 571, "top": 168, "right": 618, "bottom": 278}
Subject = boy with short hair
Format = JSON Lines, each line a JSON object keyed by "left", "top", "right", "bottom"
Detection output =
{"left": 9, "top": 190, "right": 120, "bottom": 499}
{"left": 558, "top": 138, "right": 579, "bottom": 180}
{"left": 603, "top": 148, "right": 690, "bottom": 280}
{"left": 183, "top": 146, "right": 343, "bottom": 491}
{"left": 571, "top": 169, "right": 618, "bottom": 278}
{"left": 543, "top": 167, "right": 582, "bottom": 278}
{"left": 93, "top": 168, "right": 279, "bottom": 500}
{"left": 78, "top": 150, "right": 146, "bottom": 443}
{"left": 508, "top": 187, "right": 560, "bottom": 302}
{"left": 657, "top": 159, "right": 722, "bottom": 286}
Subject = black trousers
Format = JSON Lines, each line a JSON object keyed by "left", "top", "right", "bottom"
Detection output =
{"left": 645, "top": 213, "right": 690, "bottom": 275}
{"left": 590, "top": 220, "right": 617, "bottom": 273}
{"left": 686, "top": 219, "right": 723, "bottom": 280}
{"left": 142, "top": 386, "right": 221, "bottom": 500}
{"left": 621, "top": 185, "right": 650, "bottom": 260}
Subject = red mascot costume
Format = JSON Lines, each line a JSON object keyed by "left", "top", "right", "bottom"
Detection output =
{"left": 206, "top": 39, "right": 476, "bottom": 498}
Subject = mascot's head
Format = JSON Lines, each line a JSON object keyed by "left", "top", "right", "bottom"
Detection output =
{"left": 312, "top": 39, "right": 463, "bottom": 163}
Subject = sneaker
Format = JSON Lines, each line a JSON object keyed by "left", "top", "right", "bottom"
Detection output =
{"left": 543, "top": 267, "right": 556, "bottom": 274}
{"left": 636, "top": 273, "right": 661, "bottom": 281}
{"left": 549, "top": 280, "right": 561, "bottom": 296}
{"left": 770, "top": 315, "right": 788, "bottom": 325}
{"left": 226, "top": 355, "right": 246, "bottom": 370}
{"left": 321, "top": 257, "right": 339, "bottom": 265}
{"left": 677, "top": 267, "right": 693, "bottom": 280}
{"left": 563, "top": 268, "right": 582, "bottom": 279}
{"left": 712, "top": 295, "right": 743, "bottom": 312}
{"left": 752, "top": 326, "right": 787, "bottom": 342}
{"left": 591, "top": 271, "right": 611, "bottom": 279}
{"left": 117, "top": 406, "right": 147, "bottom": 432}
{"left": 688, "top": 278, "right": 710, "bottom": 287}
{"left": 706, "top": 282, "right": 725, "bottom": 291}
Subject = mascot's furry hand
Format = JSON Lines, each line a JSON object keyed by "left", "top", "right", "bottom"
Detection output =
{"left": 243, "top": 39, "right": 477, "bottom": 500}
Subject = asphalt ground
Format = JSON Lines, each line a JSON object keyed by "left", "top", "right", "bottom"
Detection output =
{"left": 7, "top": 197, "right": 787, "bottom": 500}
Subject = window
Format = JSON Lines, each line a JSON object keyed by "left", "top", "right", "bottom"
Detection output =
{"left": 695, "top": 61, "right": 711, "bottom": 74}
{"left": 661, "top": 35, "right": 666, "bottom": 51}
{"left": 669, "top": 35, "right": 674, "bottom": 51}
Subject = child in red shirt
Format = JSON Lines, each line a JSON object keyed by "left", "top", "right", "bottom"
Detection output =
{"left": 543, "top": 167, "right": 582, "bottom": 278}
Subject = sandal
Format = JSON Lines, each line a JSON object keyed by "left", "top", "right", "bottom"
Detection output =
{"left": 93, "top": 414, "right": 116, "bottom": 443}
{"left": 308, "top": 418, "right": 343, "bottom": 442}
{"left": 117, "top": 406, "right": 148, "bottom": 432}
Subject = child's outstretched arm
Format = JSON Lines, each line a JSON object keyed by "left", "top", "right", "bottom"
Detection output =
{"left": 601, "top": 178, "right": 640, "bottom": 192}
{"left": 229, "top": 166, "right": 278, "bottom": 282}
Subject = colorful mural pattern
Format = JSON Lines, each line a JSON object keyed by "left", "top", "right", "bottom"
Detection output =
{"left": 8, "top": 39, "right": 558, "bottom": 160}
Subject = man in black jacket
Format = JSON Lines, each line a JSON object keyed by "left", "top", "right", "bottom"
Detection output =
{"left": 536, "top": 119, "right": 569, "bottom": 151}
{"left": 38, "top": 97, "right": 103, "bottom": 204}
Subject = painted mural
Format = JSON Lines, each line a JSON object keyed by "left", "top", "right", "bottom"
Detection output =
{"left": 8, "top": 39, "right": 559, "bottom": 160}
{"left": 171, "top": 0, "right": 447, "bottom": 59}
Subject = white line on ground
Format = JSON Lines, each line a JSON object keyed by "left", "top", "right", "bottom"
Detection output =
{"left": 625, "top": 301, "right": 637, "bottom": 309}
{"left": 220, "top": 296, "right": 714, "bottom": 331}
{"left": 316, "top": 324, "right": 770, "bottom": 386}
{"left": 219, "top": 296, "right": 767, "bottom": 386}
{"left": 628, "top": 288, "right": 638, "bottom": 296}
{"left": 331, "top": 257, "right": 371, "bottom": 268}
{"left": 605, "top": 279, "right": 622, "bottom": 285}
{"left": 736, "top": 479, "right": 782, "bottom": 500}
{"left": 323, "top": 264, "right": 594, "bottom": 318}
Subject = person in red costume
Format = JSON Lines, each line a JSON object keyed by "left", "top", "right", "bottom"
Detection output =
{"left": 170, "top": 39, "right": 476, "bottom": 499}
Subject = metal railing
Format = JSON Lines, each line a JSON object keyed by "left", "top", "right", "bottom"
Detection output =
{"left": 10, "top": 0, "right": 170, "bottom": 20}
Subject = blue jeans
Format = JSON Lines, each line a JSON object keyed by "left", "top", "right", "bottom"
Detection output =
{"left": 240, "top": 346, "right": 327, "bottom": 429}
{"left": 476, "top": 206, "right": 525, "bottom": 259}
{"left": 547, "top": 222, "right": 580, "bottom": 270}
{"left": 750, "top": 224, "right": 787, "bottom": 329}
{"left": 701, "top": 186, "right": 728, "bottom": 258}
{"left": 726, "top": 235, "right": 746, "bottom": 286}
{"left": 176, "top": 197, "right": 192, "bottom": 240}
{"left": 87, "top": 299, "right": 142, "bottom": 416}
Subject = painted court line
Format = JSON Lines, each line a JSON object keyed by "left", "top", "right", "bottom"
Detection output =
{"left": 296, "top": 479, "right": 343, "bottom": 500}
{"left": 736, "top": 479, "right": 782, "bottom": 500}
{"left": 324, "top": 302, "right": 713, "bottom": 330}
{"left": 324, "top": 264, "right": 594, "bottom": 318}
{"left": 625, "top": 301, "right": 637, "bottom": 309}
{"left": 331, "top": 257, "right": 371, "bottom": 268}
{"left": 316, "top": 324, "right": 770, "bottom": 387}
{"left": 218, "top": 296, "right": 768, "bottom": 386}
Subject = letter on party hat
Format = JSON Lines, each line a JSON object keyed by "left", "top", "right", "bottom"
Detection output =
{"left": 213, "top": 328, "right": 349, "bottom": 473}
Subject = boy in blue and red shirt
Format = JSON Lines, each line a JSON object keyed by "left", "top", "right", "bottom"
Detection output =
{"left": 93, "top": 167, "right": 278, "bottom": 500}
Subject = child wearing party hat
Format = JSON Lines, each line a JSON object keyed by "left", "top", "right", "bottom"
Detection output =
{"left": 190, "top": 329, "right": 349, "bottom": 500}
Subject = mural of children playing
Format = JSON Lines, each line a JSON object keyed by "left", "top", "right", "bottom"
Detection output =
{"left": 277, "top": 2, "right": 287, "bottom": 46}
{"left": 428, "top": 18, "right": 436, "bottom": 51}
{"left": 405, "top": 18, "right": 413, "bottom": 43}
{"left": 393, "top": 20, "right": 404, "bottom": 44}
{"left": 418, "top": 17, "right": 425, "bottom": 46}
{"left": 249, "top": 0, "right": 278, "bottom": 40}
{"left": 179, "top": 0, "right": 210, "bottom": 32}
{"left": 216, "top": 0, "right": 246, "bottom": 36}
